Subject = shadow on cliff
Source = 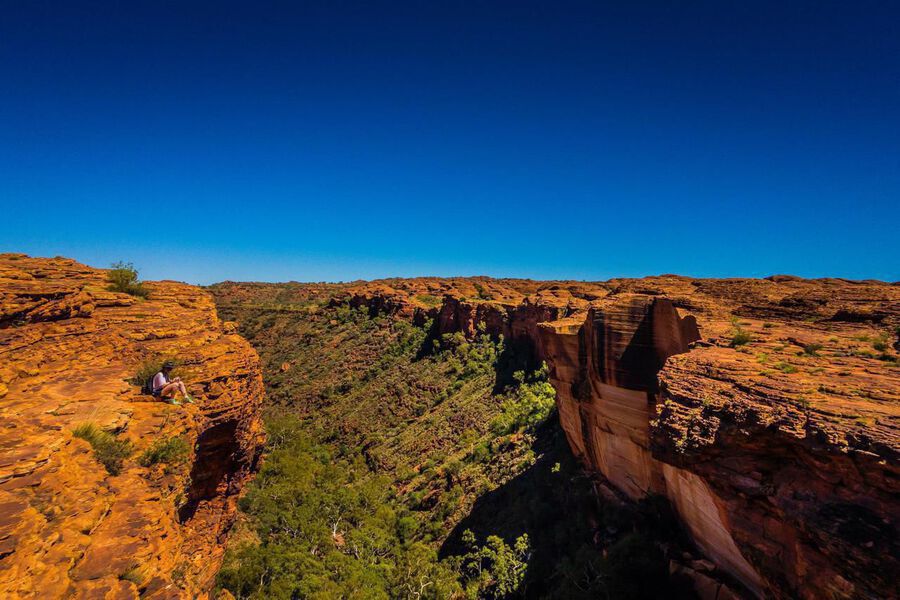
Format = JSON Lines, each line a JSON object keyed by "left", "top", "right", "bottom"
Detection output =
{"left": 440, "top": 416, "right": 696, "bottom": 599}
{"left": 178, "top": 419, "right": 241, "bottom": 523}
{"left": 491, "top": 335, "right": 543, "bottom": 392}
{"left": 592, "top": 297, "right": 701, "bottom": 391}
{"left": 414, "top": 317, "right": 442, "bottom": 361}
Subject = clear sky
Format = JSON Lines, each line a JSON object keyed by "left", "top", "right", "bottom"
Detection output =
{"left": 2, "top": 1, "right": 898, "bottom": 284}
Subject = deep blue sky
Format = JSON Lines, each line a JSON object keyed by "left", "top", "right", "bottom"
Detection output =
{"left": 2, "top": 1, "right": 898, "bottom": 284}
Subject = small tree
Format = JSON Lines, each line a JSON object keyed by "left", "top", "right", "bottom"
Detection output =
{"left": 107, "top": 261, "right": 149, "bottom": 298}
{"left": 490, "top": 363, "right": 556, "bottom": 435}
{"left": 460, "top": 529, "right": 530, "bottom": 598}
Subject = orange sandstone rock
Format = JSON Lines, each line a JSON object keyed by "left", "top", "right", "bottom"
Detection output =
{"left": 0, "top": 254, "right": 264, "bottom": 599}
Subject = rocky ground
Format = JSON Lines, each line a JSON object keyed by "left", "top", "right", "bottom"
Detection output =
{"left": 0, "top": 255, "right": 264, "bottom": 599}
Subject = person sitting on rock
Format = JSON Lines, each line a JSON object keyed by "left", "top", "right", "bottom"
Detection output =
{"left": 152, "top": 361, "right": 194, "bottom": 405}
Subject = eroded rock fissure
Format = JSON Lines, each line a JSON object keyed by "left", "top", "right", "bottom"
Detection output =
{"left": 179, "top": 420, "right": 241, "bottom": 523}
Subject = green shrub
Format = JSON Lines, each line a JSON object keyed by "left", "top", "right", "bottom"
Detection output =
{"left": 129, "top": 357, "right": 178, "bottom": 388}
{"left": 107, "top": 262, "right": 149, "bottom": 298}
{"left": 730, "top": 325, "right": 752, "bottom": 347}
{"left": 459, "top": 529, "right": 530, "bottom": 598}
{"left": 444, "top": 459, "right": 463, "bottom": 480}
{"left": 396, "top": 466, "right": 417, "bottom": 483}
{"left": 415, "top": 293, "right": 442, "bottom": 307}
{"left": 139, "top": 436, "right": 191, "bottom": 467}
{"left": 802, "top": 343, "right": 823, "bottom": 356}
{"left": 396, "top": 515, "right": 419, "bottom": 543}
{"left": 468, "top": 442, "right": 491, "bottom": 463}
{"left": 490, "top": 364, "right": 556, "bottom": 435}
{"left": 878, "top": 353, "right": 898, "bottom": 364}
{"left": 119, "top": 565, "right": 144, "bottom": 586}
{"left": 73, "top": 423, "right": 134, "bottom": 475}
{"left": 775, "top": 362, "right": 798, "bottom": 374}
{"left": 171, "top": 563, "right": 188, "bottom": 586}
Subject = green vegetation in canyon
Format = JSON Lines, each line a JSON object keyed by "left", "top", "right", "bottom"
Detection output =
{"left": 210, "top": 284, "right": 694, "bottom": 599}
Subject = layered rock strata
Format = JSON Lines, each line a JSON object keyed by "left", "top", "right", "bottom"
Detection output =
{"left": 337, "top": 275, "right": 900, "bottom": 599}
{"left": 0, "top": 254, "right": 264, "bottom": 599}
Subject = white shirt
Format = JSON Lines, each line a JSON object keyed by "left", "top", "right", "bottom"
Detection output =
{"left": 152, "top": 372, "right": 169, "bottom": 390}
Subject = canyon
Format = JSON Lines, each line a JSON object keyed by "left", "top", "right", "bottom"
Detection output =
{"left": 1, "top": 254, "right": 897, "bottom": 599}
{"left": 337, "top": 275, "right": 899, "bottom": 599}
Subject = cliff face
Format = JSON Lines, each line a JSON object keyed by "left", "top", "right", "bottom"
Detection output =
{"left": 338, "top": 275, "right": 899, "bottom": 599}
{"left": 0, "top": 255, "right": 264, "bottom": 599}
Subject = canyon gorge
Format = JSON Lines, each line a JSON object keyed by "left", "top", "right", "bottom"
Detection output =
{"left": 1, "top": 254, "right": 898, "bottom": 599}
{"left": 334, "top": 275, "right": 899, "bottom": 599}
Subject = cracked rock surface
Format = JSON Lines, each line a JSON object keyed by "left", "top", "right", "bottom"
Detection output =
{"left": 0, "top": 254, "right": 264, "bottom": 599}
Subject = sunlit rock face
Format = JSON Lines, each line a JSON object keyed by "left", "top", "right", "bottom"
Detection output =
{"left": 0, "top": 254, "right": 264, "bottom": 598}
{"left": 538, "top": 297, "right": 698, "bottom": 500}
{"left": 338, "top": 275, "right": 899, "bottom": 599}
{"left": 538, "top": 297, "right": 764, "bottom": 596}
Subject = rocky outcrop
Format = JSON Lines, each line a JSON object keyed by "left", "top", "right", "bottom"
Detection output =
{"left": 0, "top": 254, "right": 264, "bottom": 599}
{"left": 337, "top": 275, "right": 900, "bottom": 599}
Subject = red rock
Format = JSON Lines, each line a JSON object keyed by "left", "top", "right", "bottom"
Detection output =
{"left": 0, "top": 254, "right": 264, "bottom": 598}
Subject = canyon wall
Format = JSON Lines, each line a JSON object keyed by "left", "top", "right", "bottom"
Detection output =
{"left": 340, "top": 276, "right": 899, "bottom": 599}
{"left": 537, "top": 297, "right": 764, "bottom": 596}
{"left": 0, "top": 255, "right": 264, "bottom": 599}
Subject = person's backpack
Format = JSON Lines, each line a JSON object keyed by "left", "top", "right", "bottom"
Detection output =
{"left": 141, "top": 373, "right": 157, "bottom": 395}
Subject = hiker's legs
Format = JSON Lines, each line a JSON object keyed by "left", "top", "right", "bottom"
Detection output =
{"left": 159, "top": 381, "right": 192, "bottom": 404}
{"left": 160, "top": 382, "right": 181, "bottom": 398}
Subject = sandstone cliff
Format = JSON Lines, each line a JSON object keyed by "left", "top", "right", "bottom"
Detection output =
{"left": 337, "top": 275, "right": 900, "bottom": 599}
{"left": 0, "top": 254, "right": 265, "bottom": 599}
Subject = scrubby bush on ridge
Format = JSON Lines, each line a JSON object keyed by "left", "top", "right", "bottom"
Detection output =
{"left": 139, "top": 436, "right": 190, "bottom": 468}
{"left": 107, "top": 261, "right": 149, "bottom": 298}
{"left": 72, "top": 423, "right": 133, "bottom": 475}
{"left": 730, "top": 324, "right": 752, "bottom": 347}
